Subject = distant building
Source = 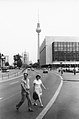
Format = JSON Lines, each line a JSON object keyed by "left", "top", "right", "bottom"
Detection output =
{"left": 0, "top": 54, "right": 6, "bottom": 68}
{"left": 22, "top": 51, "right": 29, "bottom": 65}
{"left": 5, "top": 55, "right": 9, "bottom": 63}
{"left": 40, "top": 36, "right": 79, "bottom": 66}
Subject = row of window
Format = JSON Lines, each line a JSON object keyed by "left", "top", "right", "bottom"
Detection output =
{"left": 54, "top": 42, "right": 79, "bottom": 47}
{"left": 54, "top": 47, "right": 79, "bottom": 51}
{"left": 52, "top": 42, "right": 79, "bottom": 61}
{"left": 52, "top": 51, "right": 79, "bottom": 61}
{"left": 53, "top": 42, "right": 79, "bottom": 51}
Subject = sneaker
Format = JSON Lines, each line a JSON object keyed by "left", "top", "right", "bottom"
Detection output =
{"left": 33, "top": 102, "right": 37, "bottom": 106}
{"left": 40, "top": 105, "right": 43, "bottom": 108}
{"left": 28, "top": 108, "right": 33, "bottom": 112}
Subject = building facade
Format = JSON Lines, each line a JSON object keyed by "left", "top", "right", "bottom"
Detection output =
{"left": 22, "top": 51, "right": 29, "bottom": 65}
{"left": 40, "top": 36, "right": 79, "bottom": 66}
{"left": 52, "top": 42, "right": 79, "bottom": 62}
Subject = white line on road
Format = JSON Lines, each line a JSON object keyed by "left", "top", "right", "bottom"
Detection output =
{"left": 36, "top": 79, "right": 63, "bottom": 119}
{"left": 53, "top": 72, "right": 63, "bottom": 80}
{"left": 0, "top": 97, "right": 3, "bottom": 100}
{"left": 10, "top": 81, "right": 19, "bottom": 85}
{"left": 0, "top": 92, "right": 19, "bottom": 103}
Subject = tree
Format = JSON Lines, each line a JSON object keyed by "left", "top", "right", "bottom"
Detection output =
{"left": 17, "top": 59, "right": 22, "bottom": 69}
{"left": 5, "top": 62, "right": 9, "bottom": 66}
{"left": 13, "top": 54, "right": 22, "bottom": 68}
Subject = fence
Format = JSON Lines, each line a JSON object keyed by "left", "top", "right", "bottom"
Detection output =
{"left": 0, "top": 70, "right": 22, "bottom": 80}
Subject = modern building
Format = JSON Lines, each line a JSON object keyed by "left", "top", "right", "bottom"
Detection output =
{"left": 5, "top": 55, "right": 9, "bottom": 63}
{"left": 40, "top": 36, "right": 79, "bottom": 66}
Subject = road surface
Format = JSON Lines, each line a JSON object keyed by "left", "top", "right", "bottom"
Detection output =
{"left": 0, "top": 69, "right": 61, "bottom": 119}
{"left": 43, "top": 71, "right": 79, "bottom": 119}
{"left": 1, "top": 69, "right": 79, "bottom": 119}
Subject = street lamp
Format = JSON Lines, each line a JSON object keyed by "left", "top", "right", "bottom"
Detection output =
{"left": 1, "top": 54, "right": 5, "bottom": 69}
{"left": 60, "top": 61, "right": 63, "bottom": 76}
{"left": 60, "top": 61, "right": 62, "bottom": 67}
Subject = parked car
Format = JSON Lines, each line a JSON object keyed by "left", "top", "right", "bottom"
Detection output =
{"left": 43, "top": 68, "right": 48, "bottom": 73}
{"left": 2, "top": 67, "right": 9, "bottom": 72}
{"left": 31, "top": 68, "right": 34, "bottom": 71}
{"left": 9, "top": 65, "right": 14, "bottom": 69}
{"left": 27, "top": 68, "right": 30, "bottom": 70}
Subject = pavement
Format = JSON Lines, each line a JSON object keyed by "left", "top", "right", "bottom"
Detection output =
{"left": 62, "top": 72, "right": 79, "bottom": 81}
{"left": 54, "top": 69, "right": 79, "bottom": 81}
{"left": 0, "top": 69, "right": 23, "bottom": 82}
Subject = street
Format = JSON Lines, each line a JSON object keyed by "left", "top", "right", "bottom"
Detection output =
{"left": 43, "top": 71, "right": 79, "bottom": 119}
{"left": 0, "top": 69, "right": 61, "bottom": 119}
{"left": 1, "top": 69, "right": 79, "bottom": 119}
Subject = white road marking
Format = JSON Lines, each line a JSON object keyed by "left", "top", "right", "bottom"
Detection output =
{"left": 10, "top": 81, "right": 19, "bottom": 85}
{"left": 0, "top": 97, "right": 3, "bottom": 100}
{"left": 0, "top": 92, "right": 19, "bottom": 103}
{"left": 36, "top": 79, "right": 63, "bottom": 119}
{"left": 53, "top": 72, "right": 63, "bottom": 80}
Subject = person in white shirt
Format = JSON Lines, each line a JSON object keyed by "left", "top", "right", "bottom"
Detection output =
{"left": 33, "top": 74, "right": 46, "bottom": 107}
{"left": 16, "top": 69, "right": 33, "bottom": 112}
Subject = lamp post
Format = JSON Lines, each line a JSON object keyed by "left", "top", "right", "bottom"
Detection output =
{"left": 1, "top": 54, "right": 5, "bottom": 69}
{"left": 60, "top": 61, "right": 63, "bottom": 76}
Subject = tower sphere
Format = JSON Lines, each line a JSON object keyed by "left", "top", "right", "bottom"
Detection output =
{"left": 36, "top": 23, "right": 41, "bottom": 33}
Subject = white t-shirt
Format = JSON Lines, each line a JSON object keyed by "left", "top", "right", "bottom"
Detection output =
{"left": 21, "top": 78, "right": 30, "bottom": 90}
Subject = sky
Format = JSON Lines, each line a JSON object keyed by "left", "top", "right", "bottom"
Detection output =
{"left": 0, "top": 0, "right": 79, "bottom": 64}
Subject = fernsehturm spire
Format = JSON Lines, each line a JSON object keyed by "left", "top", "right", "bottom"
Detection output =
{"left": 36, "top": 11, "right": 41, "bottom": 64}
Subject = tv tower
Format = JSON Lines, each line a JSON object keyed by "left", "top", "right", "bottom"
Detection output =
{"left": 36, "top": 12, "right": 41, "bottom": 64}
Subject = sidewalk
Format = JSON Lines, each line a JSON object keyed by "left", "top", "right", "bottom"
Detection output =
{"left": 62, "top": 72, "right": 79, "bottom": 81}
{"left": 54, "top": 70, "right": 79, "bottom": 81}
{"left": 0, "top": 69, "right": 22, "bottom": 81}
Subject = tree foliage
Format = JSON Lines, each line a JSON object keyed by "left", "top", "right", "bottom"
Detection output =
{"left": 13, "top": 54, "right": 22, "bottom": 68}
{"left": 5, "top": 62, "right": 9, "bottom": 66}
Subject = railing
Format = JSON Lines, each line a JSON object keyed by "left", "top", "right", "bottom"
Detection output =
{"left": 0, "top": 69, "right": 23, "bottom": 80}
